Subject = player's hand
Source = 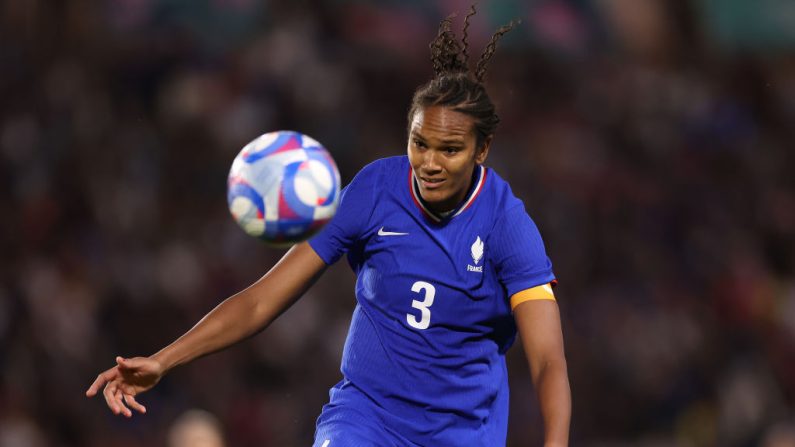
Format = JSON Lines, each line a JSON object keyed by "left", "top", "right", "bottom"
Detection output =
{"left": 85, "top": 356, "right": 164, "bottom": 418}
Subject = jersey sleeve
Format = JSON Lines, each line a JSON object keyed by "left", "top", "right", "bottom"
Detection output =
{"left": 308, "top": 161, "right": 379, "bottom": 265}
{"left": 491, "top": 204, "right": 556, "bottom": 298}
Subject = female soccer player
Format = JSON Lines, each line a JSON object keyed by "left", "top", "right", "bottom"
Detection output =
{"left": 87, "top": 8, "right": 571, "bottom": 446}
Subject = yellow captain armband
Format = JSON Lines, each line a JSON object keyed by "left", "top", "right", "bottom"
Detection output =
{"left": 510, "top": 283, "right": 556, "bottom": 311}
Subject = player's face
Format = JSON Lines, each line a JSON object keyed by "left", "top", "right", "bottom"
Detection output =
{"left": 407, "top": 106, "right": 490, "bottom": 213}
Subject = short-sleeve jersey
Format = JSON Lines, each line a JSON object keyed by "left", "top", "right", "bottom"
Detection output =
{"left": 309, "top": 156, "right": 555, "bottom": 446}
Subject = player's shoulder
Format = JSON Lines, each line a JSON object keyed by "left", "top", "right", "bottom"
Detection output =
{"left": 366, "top": 155, "right": 408, "bottom": 177}
{"left": 348, "top": 156, "right": 407, "bottom": 189}
{"left": 481, "top": 167, "right": 549, "bottom": 255}
{"left": 353, "top": 156, "right": 405, "bottom": 178}
{"left": 482, "top": 165, "right": 525, "bottom": 213}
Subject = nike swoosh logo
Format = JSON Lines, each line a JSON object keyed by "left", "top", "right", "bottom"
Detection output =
{"left": 378, "top": 226, "right": 408, "bottom": 236}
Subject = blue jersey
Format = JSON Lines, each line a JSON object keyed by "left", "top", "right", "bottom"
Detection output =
{"left": 309, "top": 156, "right": 555, "bottom": 446}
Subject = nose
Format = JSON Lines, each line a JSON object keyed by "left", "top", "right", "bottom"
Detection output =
{"left": 422, "top": 150, "right": 442, "bottom": 174}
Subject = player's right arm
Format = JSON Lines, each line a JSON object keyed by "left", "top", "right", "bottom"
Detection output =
{"left": 85, "top": 241, "right": 327, "bottom": 417}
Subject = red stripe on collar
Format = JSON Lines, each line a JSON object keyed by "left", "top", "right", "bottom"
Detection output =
{"left": 408, "top": 165, "right": 486, "bottom": 222}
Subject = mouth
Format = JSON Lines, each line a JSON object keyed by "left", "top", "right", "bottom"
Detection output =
{"left": 419, "top": 176, "right": 445, "bottom": 190}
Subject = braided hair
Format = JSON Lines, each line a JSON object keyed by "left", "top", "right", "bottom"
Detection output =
{"left": 409, "top": 5, "right": 519, "bottom": 150}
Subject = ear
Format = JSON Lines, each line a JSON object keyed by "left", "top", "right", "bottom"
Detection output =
{"left": 475, "top": 136, "right": 492, "bottom": 164}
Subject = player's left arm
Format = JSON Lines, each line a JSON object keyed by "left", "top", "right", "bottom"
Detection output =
{"left": 513, "top": 285, "right": 571, "bottom": 447}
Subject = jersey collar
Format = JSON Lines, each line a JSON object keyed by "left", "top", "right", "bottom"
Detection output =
{"left": 408, "top": 164, "right": 487, "bottom": 222}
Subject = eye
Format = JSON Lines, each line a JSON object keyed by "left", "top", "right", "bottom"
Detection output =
{"left": 444, "top": 147, "right": 460, "bottom": 155}
{"left": 414, "top": 139, "right": 427, "bottom": 149}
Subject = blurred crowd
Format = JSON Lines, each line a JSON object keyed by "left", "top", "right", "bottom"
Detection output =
{"left": 1, "top": 0, "right": 794, "bottom": 446}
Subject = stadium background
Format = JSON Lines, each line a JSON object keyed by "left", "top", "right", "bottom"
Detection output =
{"left": 1, "top": 0, "right": 794, "bottom": 445}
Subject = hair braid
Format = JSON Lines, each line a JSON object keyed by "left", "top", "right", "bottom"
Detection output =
{"left": 461, "top": 4, "right": 477, "bottom": 64}
{"left": 410, "top": 6, "right": 519, "bottom": 149}
{"left": 430, "top": 14, "right": 467, "bottom": 76}
{"left": 475, "top": 20, "right": 519, "bottom": 82}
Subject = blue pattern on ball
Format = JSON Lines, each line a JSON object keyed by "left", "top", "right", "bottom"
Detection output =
{"left": 274, "top": 218, "right": 314, "bottom": 242}
{"left": 242, "top": 131, "right": 296, "bottom": 164}
{"left": 281, "top": 161, "right": 318, "bottom": 219}
{"left": 227, "top": 181, "right": 264, "bottom": 218}
{"left": 227, "top": 130, "right": 339, "bottom": 245}
{"left": 304, "top": 147, "right": 339, "bottom": 206}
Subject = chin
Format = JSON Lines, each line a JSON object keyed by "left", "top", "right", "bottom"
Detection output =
{"left": 424, "top": 194, "right": 453, "bottom": 210}
{"left": 420, "top": 189, "right": 444, "bottom": 202}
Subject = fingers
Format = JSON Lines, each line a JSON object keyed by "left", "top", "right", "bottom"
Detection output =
{"left": 123, "top": 393, "right": 147, "bottom": 414}
{"left": 86, "top": 369, "right": 115, "bottom": 397}
{"left": 102, "top": 380, "right": 121, "bottom": 415}
{"left": 116, "top": 356, "right": 131, "bottom": 370}
{"left": 89, "top": 358, "right": 151, "bottom": 418}
{"left": 99, "top": 380, "right": 128, "bottom": 417}
{"left": 115, "top": 389, "right": 132, "bottom": 418}
{"left": 116, "top": 356, "right": 145, "bottom": 373}
{"left": 86, "top": 375, "right": 103, "bottom": 397}
{"left": 98, "top": 379, "right": 146, "bottom": 418}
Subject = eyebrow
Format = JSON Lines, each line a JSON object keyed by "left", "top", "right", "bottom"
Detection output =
{"left": 410, "top": 131, "right": 466, "bottom": 146}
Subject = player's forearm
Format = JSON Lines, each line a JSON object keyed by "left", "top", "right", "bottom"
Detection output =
{"left": 151, "top": 285, "right": 271, "bottom": 373}
{"left": 534, "top": 359, "right": 571, "bottom": 446}
{"left": 152, "top": 242, "right": 327, "bottom": 373}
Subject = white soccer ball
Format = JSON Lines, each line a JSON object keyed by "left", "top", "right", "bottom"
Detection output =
{"left": 227, "top": 130, "right": 340, "bottom": 245}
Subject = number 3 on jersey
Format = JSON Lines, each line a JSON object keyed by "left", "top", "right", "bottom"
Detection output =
{"left": 407, "top": 281, "right": 435, "bottom": 330}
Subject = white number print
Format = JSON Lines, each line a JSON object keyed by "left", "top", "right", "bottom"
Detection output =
{"left": 406, "top": 281, "right": 436, "bottom": 330}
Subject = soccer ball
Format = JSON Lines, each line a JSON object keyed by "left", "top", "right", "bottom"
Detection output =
{"left": 227, "top": 130, "right": 340, "bottom": 245}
